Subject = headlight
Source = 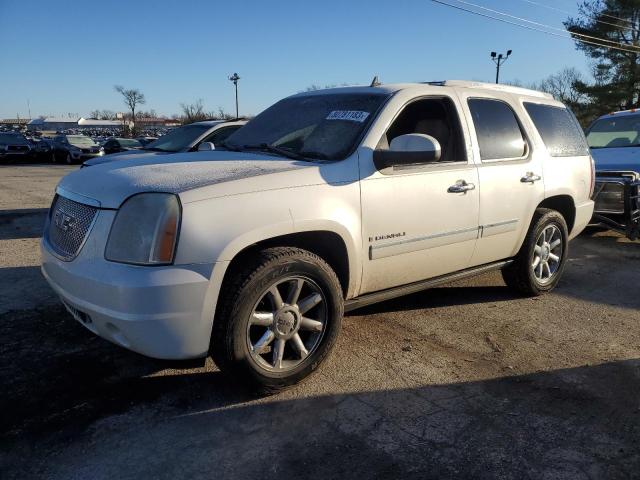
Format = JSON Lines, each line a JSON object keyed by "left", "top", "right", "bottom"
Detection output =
{"left": 105, "top": 193, "right": 181, "bottom": 265}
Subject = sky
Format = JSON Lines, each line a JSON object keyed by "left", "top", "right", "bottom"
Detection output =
{"left": 0, "top": 0, "right": 588, "bottom": 119}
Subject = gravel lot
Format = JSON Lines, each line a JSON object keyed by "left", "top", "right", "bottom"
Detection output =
{"left": 1, "top": 164, "right": 639, "bottom": 479}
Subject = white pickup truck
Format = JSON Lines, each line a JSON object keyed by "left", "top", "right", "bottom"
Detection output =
{"left": 41, "top": 80, "right": 595, "bottom": 392}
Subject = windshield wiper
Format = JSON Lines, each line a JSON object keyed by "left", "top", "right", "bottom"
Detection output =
{"left": 240, "top": 143, "right": 307, "bottom": 160}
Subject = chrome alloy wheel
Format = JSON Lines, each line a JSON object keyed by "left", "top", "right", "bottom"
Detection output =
{"left": 247, "top": 276, "right": 327, "bottom": 372}
{"left": 532, "top": 224, "right": 563, "bottom": 285}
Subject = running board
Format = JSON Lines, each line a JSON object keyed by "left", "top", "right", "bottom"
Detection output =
{"left": 344, "top": 260, "right": 513, "bottom": 312}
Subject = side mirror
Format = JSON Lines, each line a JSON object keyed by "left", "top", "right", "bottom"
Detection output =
{"left": 197, "top": 142, "right": 215, "bottom": 152}
{"left": 373, "top": 133, "right": 441, "bottom": 170}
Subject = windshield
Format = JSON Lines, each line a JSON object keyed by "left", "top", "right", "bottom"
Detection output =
{"left": 0, "top": 133, "right": 27, "bottom": 145}
{"left": 119, "top": 138, "right": 142, "bottom": 148}
{"left": 587, "top": 115, "right": 640, "bottom": 148}
{"left": 67, "top": 135, "right": 96, "bottom": 147}
{"left": 224, "top": 92, "right": 390, "bottom": 160}
{"left": 145, "top": 124, "right": 211, "bottom": 152}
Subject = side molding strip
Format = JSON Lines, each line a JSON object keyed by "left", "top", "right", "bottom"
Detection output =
{"left": 345, "top": 260, "right": 513, "bottom": 312}
{"left": 369, "top": 226, "right": 479, "bottom": 260}
{"left": 481, "top": 219, "right": 518, "bottom": 238}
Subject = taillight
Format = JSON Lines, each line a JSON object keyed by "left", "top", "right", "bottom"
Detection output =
{"left": 589, "top": 155, "right": 596, "bottom": 199}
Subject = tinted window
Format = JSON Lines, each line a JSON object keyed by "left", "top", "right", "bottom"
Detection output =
{"left": 524, "top": 103, "right": 589, "bottom": 156}
{"left": 145, "top": 124, "right": 211, "bottom": 152}
{"left": 202, "top": 126, "right": 242, "bottom": 146}
{"left": 468, "top": 99, "right": 526, "bottom": 160}
{"left": 0, "top": 133, "right": 27, "bottom": 145}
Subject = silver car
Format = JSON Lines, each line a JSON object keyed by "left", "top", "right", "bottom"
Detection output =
{"left": 83, "top": 119, "right": 247, "bottom": 166}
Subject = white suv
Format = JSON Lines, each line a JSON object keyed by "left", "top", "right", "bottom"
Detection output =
{"left": 41, "top": 81, "right": 595, "bottom": 392}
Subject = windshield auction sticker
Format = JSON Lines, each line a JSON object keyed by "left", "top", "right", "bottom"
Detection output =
{"left": 326, "top": 110, "right": 370, "bottom": 122}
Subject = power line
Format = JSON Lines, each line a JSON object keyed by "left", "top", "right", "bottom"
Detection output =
{"left": 516, "top": 0, "right": 638, "bottom": 31}
{"left": 450, "top": 0, "right": 640, "bottom": 52}
{"left": 430, "top": 0, "right": 640, "bottom": 54}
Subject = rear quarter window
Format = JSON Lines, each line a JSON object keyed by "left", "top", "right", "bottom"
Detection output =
{"left": 524, "top": 103, "right": 589, "bottom": 157}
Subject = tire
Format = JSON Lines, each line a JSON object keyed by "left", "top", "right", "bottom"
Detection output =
{"left": 502, "top": 208, "right": 569, "bottom": 296}
{"left": 51, "top": 151, "right": 57, "bottom": 163}
{"left": 211, "top": 247, "right": 343, "bottom": 394}
{"left": 65, "top": 153, "right": 73, "bottom": 165}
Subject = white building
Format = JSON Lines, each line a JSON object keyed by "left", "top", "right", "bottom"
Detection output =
{"left": 28, "top": 117, "right": 123, "bottom": 131}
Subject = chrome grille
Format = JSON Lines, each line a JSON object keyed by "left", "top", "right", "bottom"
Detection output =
{"left": 46, "top": 194, "right": 98, "bottom": 260}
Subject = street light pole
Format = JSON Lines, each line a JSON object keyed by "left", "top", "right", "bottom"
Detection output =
{"left": 490, "top": 50, "right": 512, "bottom": 84}
{"left": 229, "top": 73, "right": 240, "bottom": 119}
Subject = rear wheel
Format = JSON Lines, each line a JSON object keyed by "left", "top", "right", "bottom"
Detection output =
{"left": 502, "top": 208, "right": 569, "bottom": 296}
{"left": 212, "top": 247, "right": 343, "bottom": 394}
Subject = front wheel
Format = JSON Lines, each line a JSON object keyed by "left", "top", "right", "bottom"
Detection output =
{"left": 65, "top": 153, "right": 73, "bottom": 165}
{"left": 502, "top": 208, "right": 569, "bottom": 296}
{"left": 212, "top": 247, "right": 343, "bottom": 394}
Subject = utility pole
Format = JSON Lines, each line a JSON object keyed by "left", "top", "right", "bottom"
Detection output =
{"left": 229, "top": 73, "right": 240, "bottom": 119}
{"left": 491, "top": 50, "right": 512, "bottom": 84}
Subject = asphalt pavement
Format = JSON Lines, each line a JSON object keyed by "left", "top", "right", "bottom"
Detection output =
{"left": 1, "top": 164, "right": 638, "bottom": 479}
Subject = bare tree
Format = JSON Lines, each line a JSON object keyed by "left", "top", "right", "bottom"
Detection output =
{"left": 531, "top": 68, "right": 587, "bottom": 107}
{"left": 180, "top": 99, "right": 208, "bottom": 124}
{"left": 114, "top": 85, "right": 146, "bottom": 133}
{"left": 89, "top": 109, "right": 117, "bottom": 120}
{"left": 136, "top": 109, "right": 157, "bottom": 119}
{"left": 214, "top": 106, "right": 234, "bottom": 120}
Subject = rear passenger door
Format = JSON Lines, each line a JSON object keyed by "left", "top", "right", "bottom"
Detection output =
{"left": 457, "top": 93, "right": 545, "bottom": 266}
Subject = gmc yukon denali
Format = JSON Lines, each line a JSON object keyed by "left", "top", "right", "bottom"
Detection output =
{"left": 41, "top": 81, "right": 595, "bottom": 392}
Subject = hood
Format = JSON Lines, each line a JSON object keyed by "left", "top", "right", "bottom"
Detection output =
{"left": 58, "top": 151, "right": 311, "bottom": 208}
{"left": 83, "top": 149, "right": 154, "bottom": 166}
{"left": 591, "top": 147, "right": 640, "bottom": 173}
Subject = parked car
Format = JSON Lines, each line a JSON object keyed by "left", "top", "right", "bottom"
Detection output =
{"left": 50, "top": 135, "right": 104, "bottom": 164}
{"left": 42, "top": 81, "right": 594, "bottom": 392}
{"left": 586, "top": 109, "right": 640, "bottom": 240}
{"left": 83, "top": 119, "right": 247, "bottom": 166}
{"left": 0, "top": 132, "right": 33, "bottom": 161}
{"left": 102, "top": 138, "right": 144, "bottom": 155}
{"left": 136, "top": 136, "right": 157, "bottom": 146}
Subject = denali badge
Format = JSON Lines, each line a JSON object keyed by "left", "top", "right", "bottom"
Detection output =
{"left": 53, "top": 209, "right": 76, "bottom": 232}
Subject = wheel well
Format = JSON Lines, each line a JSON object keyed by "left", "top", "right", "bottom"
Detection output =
{"left": 224, "top": 231, "right": 350, "bottom": 296}
{"left": 538, "top": 195, "right": 576, "bottom": 233}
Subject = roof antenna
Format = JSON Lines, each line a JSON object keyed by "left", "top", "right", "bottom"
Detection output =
{"left": 370, "top": 75, "right": 381, "bottom": 87}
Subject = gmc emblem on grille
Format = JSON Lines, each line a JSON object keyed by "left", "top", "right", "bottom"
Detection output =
{"left": 53, "top": 209, "right": 76, "bottom": 232}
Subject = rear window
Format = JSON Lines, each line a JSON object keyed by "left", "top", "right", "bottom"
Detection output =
{"left": 524, "top": 103, "right": 589, "bottom": 157}
{"left": 467, "top": 98, "right": 527, "bottom": 160}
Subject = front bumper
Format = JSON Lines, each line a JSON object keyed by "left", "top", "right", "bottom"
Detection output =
{"left": 592, "top": 171, "right": 640, "bottom": 240}
{"left": 40, "top": 207, "right": 222, "bottom": 359}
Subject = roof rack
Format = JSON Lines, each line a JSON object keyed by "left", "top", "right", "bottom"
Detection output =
{"left": 424, "top": 80, "right": 553, "bottom": 99}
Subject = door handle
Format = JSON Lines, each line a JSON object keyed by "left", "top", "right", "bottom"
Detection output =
{"left": 448, "top": 180, "right": 476, "bottom": 193}
{"left": 521, "top": 172, "right": 542, "bottom": 183}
